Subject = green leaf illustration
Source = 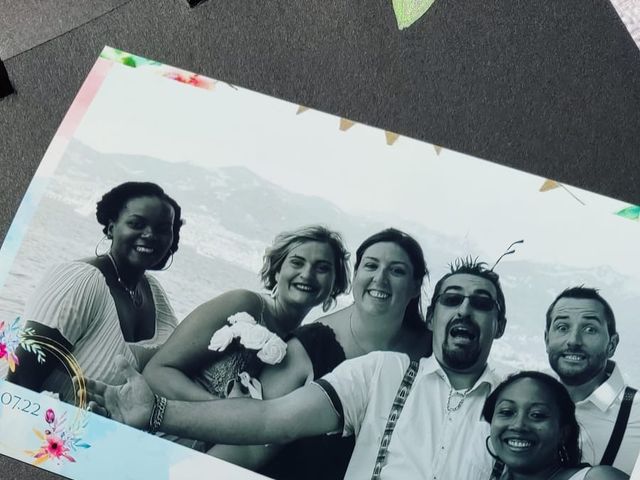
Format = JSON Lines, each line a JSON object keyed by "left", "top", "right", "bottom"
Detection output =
{"left": 615, "top": 205, "right": 640, "bottom": 220}
{"left": 392, "top": 0, "right": 437, "bottom": 30}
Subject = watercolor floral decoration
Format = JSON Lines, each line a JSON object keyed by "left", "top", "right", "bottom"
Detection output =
{"left": 26, "top": 408, "right": 90, "bottom": 465}
{"left": 0, "top": 317, "right": 46, "bottom": 372}
{"left": 100, "top": 46, "right": 216, "bottom": 91}
{"left": 208, "top": 312, "right": 287, "bottom": 365}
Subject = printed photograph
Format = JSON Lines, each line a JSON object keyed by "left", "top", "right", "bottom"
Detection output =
{"left": 0, "top": 49, "right": 638, "bottom": 480}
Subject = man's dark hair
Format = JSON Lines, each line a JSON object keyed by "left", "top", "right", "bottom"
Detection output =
{"left": 426, "top": 256, "right": 506, "bottom": 327}
{"left": 545, "top": 286, "right": 616, "bottom": 336}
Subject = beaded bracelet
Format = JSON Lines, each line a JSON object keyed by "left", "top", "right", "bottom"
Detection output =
{"left": 148, "top": 394, "right": 168, "bottom": 434}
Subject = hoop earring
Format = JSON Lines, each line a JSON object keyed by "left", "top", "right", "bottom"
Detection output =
{"left": 159, "top": 250, "right": 174, "bottom": 271}
{"left": 270, "top": 284, "right": 278, "bottom": 299}
{"left": 95, "top": 235, "right": 111, "bottom": 257}
{"left": 485, "top": 436, "right": 500, "bottom": 461}
{"left": 558, "top": 444, "right": 569, "bottom": 465}
{"left": 322, "top": 296, "right": 334, "bottom": 313}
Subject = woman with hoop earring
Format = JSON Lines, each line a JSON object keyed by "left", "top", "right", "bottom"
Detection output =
{"left": 7, "top": 182, "right": 183, "bottom": 403}
{"left": 482, "top": 371, "right": 627, "bottom": 480}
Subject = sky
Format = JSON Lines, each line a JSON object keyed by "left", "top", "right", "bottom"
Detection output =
{"left": 72, "top": 64, "right": 639, "bottom": 280}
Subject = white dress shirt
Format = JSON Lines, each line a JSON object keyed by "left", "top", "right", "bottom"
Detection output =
{"left": 576, "top": 361, "right": 640, "bottom": 475}
{"left": 316, "top": 352, "right": 502, "bottom": 480}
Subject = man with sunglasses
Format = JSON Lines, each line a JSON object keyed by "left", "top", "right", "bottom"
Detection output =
{"left": 85, "top": 258, "right": 507, "bottom": 480}
{"left": 545, "top": 287, "right": 639, "bottom": 475}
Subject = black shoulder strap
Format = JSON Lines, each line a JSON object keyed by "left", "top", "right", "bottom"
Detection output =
{"left": 370, "top": 360, "right": 419, "bottom": 480}
{"left": 489, "top": 459, "right": 505, "bottom": 480}
{"left": 600, "top": 386, "right": 637, "bottom": 465}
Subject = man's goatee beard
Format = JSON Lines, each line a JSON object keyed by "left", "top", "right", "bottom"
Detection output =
{"left": 442, "top": 342, "right": 480, "bottom": 370}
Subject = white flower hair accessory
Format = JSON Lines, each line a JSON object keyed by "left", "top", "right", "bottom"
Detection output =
{"left": 208, "top": 312, "right": 287, "bottom": 365}
{"left": 208, "top": 325, "right": 234, "bottom": 352}
{"left": 257, "top": 334, "right": 287, "bottom": 365}
{"left": 228, "top": 312, "right": 257, "bottom": 325}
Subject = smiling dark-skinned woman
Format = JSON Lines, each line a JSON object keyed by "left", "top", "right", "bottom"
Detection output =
{"left": 483, "top": 371, "right": 628, "bottom": 480}
{"left": 6, "top": 181, "right": 184, "bottom": 403}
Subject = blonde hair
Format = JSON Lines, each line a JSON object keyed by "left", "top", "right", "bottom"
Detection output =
{"left": 260, "top": 225, "right": 351, "bottom": 310}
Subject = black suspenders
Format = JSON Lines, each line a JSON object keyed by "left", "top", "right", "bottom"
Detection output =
{"left": 370, "top": 360, "right": 420, "bottom": 480}
{"left": 600, "top": 386, "right": 637, "bottom": 466}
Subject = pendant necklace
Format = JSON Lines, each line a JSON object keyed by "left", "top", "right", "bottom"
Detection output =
{"left": 446, "top": 386, "right": 472, "bottom": 413}
{"left": 107, "top": 252, "right": 143, "bottom": 309}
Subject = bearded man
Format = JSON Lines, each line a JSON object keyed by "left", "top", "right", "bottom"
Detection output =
{"left": 87, "top": 258, "right": 507, "bottom": 480}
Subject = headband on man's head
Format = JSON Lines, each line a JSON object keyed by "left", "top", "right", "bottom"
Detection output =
{"left": 490, "top": 240, "right": 524, "bottom": 271}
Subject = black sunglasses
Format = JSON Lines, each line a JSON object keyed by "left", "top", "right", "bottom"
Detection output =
{"left": 435, "top": 292, "right": 500, "bottom": 312}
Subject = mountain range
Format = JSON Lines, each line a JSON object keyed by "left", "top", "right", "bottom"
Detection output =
{"left": 1, "top": 139, "right": 638, "bottom": 384}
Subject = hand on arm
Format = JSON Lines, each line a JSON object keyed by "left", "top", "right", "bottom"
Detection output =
{"left": 6, "top": 321, "right": 72, "bottom": 392}
{"left": 143, "top": 290, "right": 260, "bottom": 401}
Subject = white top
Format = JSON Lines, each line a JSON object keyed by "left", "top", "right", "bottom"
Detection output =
{"left": 23, "top": 262, "right": 177, "bottom": 401}
{"left": 575, "top": 361, "right": 640, "bottom": 475}
{"left": 316, "top": 352, "right": 502, "bottom": 480}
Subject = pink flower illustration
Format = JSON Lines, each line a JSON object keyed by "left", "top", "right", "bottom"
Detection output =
{"left": 164, "top": 71, "right": 214, "bottom": 89}
{"left": 45, "top": 436, "right": 66, "bottom": 458}
{"left": 0, "top": 316, "right": 46, "bottom": 371}
{"left": 27, "top": 408, "right": 89, "bottom": 465}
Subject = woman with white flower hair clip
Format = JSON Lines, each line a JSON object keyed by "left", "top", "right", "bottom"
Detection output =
{"left": 142, "top": 224, "right": 350, "bottom": 411}
{"left": 211, "top": 227, "right": 432, "bottom": 480}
